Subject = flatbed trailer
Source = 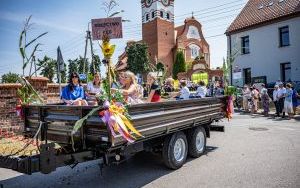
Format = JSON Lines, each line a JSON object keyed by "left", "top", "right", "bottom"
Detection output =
{"left": 0, "top": 97, "right": 227, "bottom": 175}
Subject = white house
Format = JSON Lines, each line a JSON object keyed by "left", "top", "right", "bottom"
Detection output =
{"left": 225, "top": 0, "right": 300, "bottom": 88}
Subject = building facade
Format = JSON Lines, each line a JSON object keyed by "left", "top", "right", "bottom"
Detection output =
{"left": 116, "top": 0, "right": 222, "bottom": 83}
{"left": 226, "top": 0, "right": 300, "bottom": 87}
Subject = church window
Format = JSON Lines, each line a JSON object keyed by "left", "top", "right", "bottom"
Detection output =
{"left": 187, "top": 26, "right": 201, "bottom": 40}
{"left": 146, "top": 14, "right": 149, "bottom": 21}
{"left": 152, "top": 11, "right": 155, "bottom": 18}
{"left": 189, "top": 44, "right": 200, "bottom": 59}
{"left": 160, "top": 11, "right": 164, "bottom": 18}
{"left": 166, "top": 13, "right": 170, "bottom": 19}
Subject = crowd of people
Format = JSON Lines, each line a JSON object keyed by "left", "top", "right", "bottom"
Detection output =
{"left": 60, "top": 71, "right": 223, "bottom": 106}
{"left": 241, "top": 82, "right": 299, "bottom": 119}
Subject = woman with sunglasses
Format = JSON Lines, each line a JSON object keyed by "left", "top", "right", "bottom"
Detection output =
{"left": 61, "top": 72, "right": 88, "bottom": 106}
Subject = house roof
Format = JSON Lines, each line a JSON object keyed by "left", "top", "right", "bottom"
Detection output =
{"left": 226, "top": 0, "right": 300, "bottom": 35}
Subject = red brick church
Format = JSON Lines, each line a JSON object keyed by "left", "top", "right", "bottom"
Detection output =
{"left": 115, "top": 0, "right": 222, "bottom": 83}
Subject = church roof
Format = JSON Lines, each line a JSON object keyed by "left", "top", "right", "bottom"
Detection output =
{"left": 226, "top": 0, "right": 300, "bottom": 35}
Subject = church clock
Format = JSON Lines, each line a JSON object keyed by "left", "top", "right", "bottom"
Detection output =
{"left": 162, "top": 0, "right": 169, "bottom": 6}
{"left": 145, "top": 0, "right": 152, "bottom": 7}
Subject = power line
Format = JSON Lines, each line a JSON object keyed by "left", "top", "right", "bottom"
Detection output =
{"left": 122, "top": 0, "right": 246, "bottom": 29}
{"left": 175, "top": 0, "right": 245, "bottom": 18}
{"left": 121, "top": 5, "right": 243, "bottom": 37}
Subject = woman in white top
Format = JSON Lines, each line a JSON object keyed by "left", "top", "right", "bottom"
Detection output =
{"left": 177, "top": 80, "right": 190, "bottom": 100}
{"left": 87, "top": 72, "right": 103, "bottom": 94}
{"left": 196, "top": 81, "right": 207, "bottom": 98}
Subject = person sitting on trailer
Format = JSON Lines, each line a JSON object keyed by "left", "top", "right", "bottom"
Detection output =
{"left": 86, "top": 72, "right": 104, "bottom": 95}
{"left": 61, "top": 72, "right": 88, "bottom": 106}
{"left": 174, "top": 80, "right": 190, "bottom": 100}
{"left": 196, "top": 80, "right": 207, "bottom": 98}
{"left": 146, "top": 72, "right": 161, "bottom": 102}
{"left": 85, "top": 72, "right": 104, "bottom": 105}
{"left": 112, "top": 71, "right": 143, "bottom": 104}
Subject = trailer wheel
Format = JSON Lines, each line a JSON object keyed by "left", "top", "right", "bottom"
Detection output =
{"left": 187, "top": 126, "right": 206, "bottom": 158}
{"left": 162, "top": 132, "right": 188, "bottom": 169}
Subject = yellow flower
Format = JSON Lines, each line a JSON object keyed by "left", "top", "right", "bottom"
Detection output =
{"left": 100, "top": 42, "right": 115, "bottom": 59}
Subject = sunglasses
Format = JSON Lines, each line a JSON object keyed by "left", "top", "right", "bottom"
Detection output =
{"left": 72, "top": 75, "right": 78, "bottom": 78}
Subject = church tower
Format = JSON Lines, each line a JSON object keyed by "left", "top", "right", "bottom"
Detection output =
{"left": 141, "top": 0, "right": 175, "bottom": 74}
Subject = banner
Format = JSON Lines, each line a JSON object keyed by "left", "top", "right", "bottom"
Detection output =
{"left": 91, "top": 17, "right": 123, "bottom": 40}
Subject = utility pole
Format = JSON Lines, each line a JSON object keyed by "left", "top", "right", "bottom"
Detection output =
{"left": 88, "top": 30, "right": 95, "bottom": 73}
{"left": 83, "top": 30, "right": 89, "bottom": 77}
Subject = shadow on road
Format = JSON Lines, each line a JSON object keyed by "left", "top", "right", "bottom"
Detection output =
{"left": 0, "top": 146, "right": 219, "bottom": 188}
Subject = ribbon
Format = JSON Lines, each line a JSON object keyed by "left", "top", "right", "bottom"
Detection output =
{"left": 100, "top": 101, "right": 143, "bottom": 143}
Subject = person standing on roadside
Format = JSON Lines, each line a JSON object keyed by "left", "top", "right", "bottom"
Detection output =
{"left": 277, "top": 82, "right": 286, "bottom": 118}
{"left": 261, "top": 86, "right": 270, "bottom": 116}
{"left": 242, "top": 85, "right": 251, "bottom": 112}
{"left": 250, "top": 86, "right": 259, "bottom": 114}
{"left": 283, "top": 83, "right": 293, "bottom": 119}
{"left": 273, "top": 85, "right": 279, "bottom": 116}
{"left": 291, "top": 85, "right": 299, "bottom": 116}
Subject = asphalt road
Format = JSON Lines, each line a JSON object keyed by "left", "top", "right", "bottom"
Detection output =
{"left": 0, "top": 113, "right": 300, "bottom": 188}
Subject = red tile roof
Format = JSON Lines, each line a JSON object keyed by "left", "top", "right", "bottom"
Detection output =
{"left": 226, "top": 0, "right": 300, "bottom": 35}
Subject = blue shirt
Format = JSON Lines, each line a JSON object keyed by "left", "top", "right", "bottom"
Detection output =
{"left": 284, "top": 88, "right": 293, "bottom": 103}
{"left": 61, "top": 85, "right": 85, "bottom": 100}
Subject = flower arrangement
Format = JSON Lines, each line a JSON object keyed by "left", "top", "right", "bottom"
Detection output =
{"left": 71, "top": 34, "right": 142, "bottom": 150}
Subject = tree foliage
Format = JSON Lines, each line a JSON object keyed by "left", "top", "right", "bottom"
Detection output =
{"left": 68, "top": 58, "right": 78, "bottom": 78}
{"left": 89, "top": 55, "right": 101, "bottom": 74}
{"left": 78, "top": 56, "right": 89, "bottom": 75}
{"left": 126, "top": 43, "right": 150, "bottom": 75}
{"left": 1, "top": 72, "right": 19, "bottom": 83}
{"left": 37, "top": 56, "right": 56, "bottom": 83}
{"left": 172, "top": 51, "right": 186, "bottom": 79}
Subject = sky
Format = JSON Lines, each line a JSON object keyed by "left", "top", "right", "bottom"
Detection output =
{"left": 0, "top": 0, "right": 248, "bottom": 78}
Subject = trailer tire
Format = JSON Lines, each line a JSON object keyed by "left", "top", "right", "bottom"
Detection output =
{"left": 187, "top": 126, "right": 206, "bottom": 158}
{"left": 162, "top": 132, "right": 188, "bottom": 169}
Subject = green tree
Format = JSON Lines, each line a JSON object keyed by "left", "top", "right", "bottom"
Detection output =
{"left": 61, "top": 63, "right": 67, "bottom": 83}
{"left": 173, "top": 51, "right": 186, "bottom": 79}
{"left": 78, "top": 56, "right": 89, "bottom": 75}
{"left": 126, "top": 43, "right": 150, "bottom": 75}
{"left": 68, "top": 58, "right": 78, "bottom": 78}
{"left": 89, "top": 55, "right": 101, "bottom": 74}
{"left": 1, "top": 72, "right": 19, "bottom": 83}
{"left": 37, "top": 56, "right": 56, "bottom": 83}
